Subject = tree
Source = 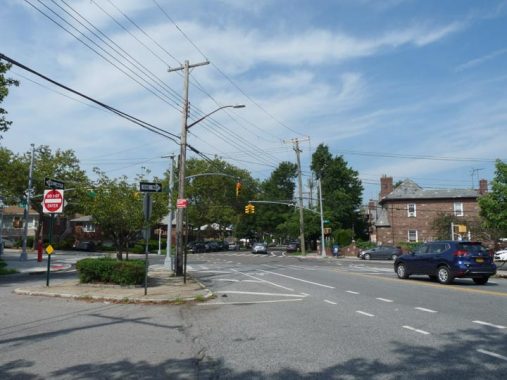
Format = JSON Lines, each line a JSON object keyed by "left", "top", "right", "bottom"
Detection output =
{"left": 84, "top": 170, "right": 167, "bottom": 260}
{"left": 0, "top": 145, "right": 90, "bottom": 243}
{"left": 479, "top": 160, "right": 507, "bottom": 242}
{"left": 0, "top": 60, "right": 19, "bottom": 138}
{"left": 311, "top": 144, "right": 363, "bottom": 234}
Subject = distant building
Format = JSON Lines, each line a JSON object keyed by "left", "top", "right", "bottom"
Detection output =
{"left": 0, "top": 205, "right": 38, "bottom": 240}
{"left": 368, "top": 176, "right": 488, "bottom": 245}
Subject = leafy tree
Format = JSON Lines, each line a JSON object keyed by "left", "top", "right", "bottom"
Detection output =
{"left": 0, "top": 145, "right": 90, "bottom": 243}
{"left": 256, "top": 161, "right": 298, "bottom": 241}
{"left": 311, "top": 144, "right": 363, "bottom": 234}
{"left": 84, "top": 170, "right": 167, "bottom": 260}
{"left": 181, "top": 158, "right": 257, "bottom": 240}
{"left": 0, "top": 60, "right": 19, "bottom": 138}
{"left": 479, "top": 160, "right": 507, "bottom": 241}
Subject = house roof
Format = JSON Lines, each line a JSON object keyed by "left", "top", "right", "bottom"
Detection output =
{"left": 70, "top": 215, "right": 94, "bottom": 222}
{"left": 380, "top": 179, "right": 478, "bottom": 202}
{"left": 2, "top": 206, "right": 38, "bottom": 216}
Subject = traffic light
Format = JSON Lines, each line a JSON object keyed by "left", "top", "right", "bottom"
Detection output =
{"left": 250, "top": 204, "right": 255, "bottom": 214}
{"left": 244, "top": 203, "right": 255, "bottom": 214}
{"left": 236, "top": 182, "right": 241, "bottom": 198}
{"left": 245, "top": 204, "right": 250, "bottom": 214}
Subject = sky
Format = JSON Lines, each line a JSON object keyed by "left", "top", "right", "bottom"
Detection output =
{"left": 1, "top": 0, "right": 506, "bottom": 203}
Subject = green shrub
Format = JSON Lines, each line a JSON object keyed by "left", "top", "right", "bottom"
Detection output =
{"left": 76, "top": 257, "right": 145, "bottom": 285}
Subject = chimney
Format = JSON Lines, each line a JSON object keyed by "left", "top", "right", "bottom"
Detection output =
{"left": 380, "top": 176, "right": 393, "bottom": 198}
{"left": 479, "top": 179, "right": 488, "bottom": 195}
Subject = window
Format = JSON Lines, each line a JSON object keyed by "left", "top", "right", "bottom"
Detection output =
{"left": 408, "top": 229, "right": 418, "bottom": 242}
{"left": 407, "top": 203, "right": 416, "bottom": 217}
{"left": 82, "top": 223, "right": 95, "bottom": 233}
{"left": 454, "top": 202, "right": 463, "bottom": 217}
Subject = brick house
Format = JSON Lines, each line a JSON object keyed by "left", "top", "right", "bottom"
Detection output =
{"left": 368, "top": 176, "right": 488, "bottom": 245}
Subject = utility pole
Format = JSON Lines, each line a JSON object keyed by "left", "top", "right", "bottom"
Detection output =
{"left": 284, "top": 137, "right": 310, "bottom": 256}
{"left": 318, "top": 178, "right": 326, "bottom": 257}
{"left": 163, "top": 154, "right": 175, "bottom": 270}
{"left": 168, "top": 60, "right": 209, "bottom": 276}
{"left": 20, "top": 143, "right": 35, "bottom": 261}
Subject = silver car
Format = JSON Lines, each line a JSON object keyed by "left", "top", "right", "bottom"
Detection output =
{"left": 252, "top": 243, "right": 268, "bottom": 254}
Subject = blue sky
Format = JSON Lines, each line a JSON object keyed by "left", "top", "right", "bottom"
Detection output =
{"left": 1, "top": 0, "right": 506, "bottom": 202}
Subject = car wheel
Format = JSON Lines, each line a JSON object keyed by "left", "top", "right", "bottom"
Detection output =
{"left": 437, "top": 266, "right": 453, "bottom": 284}
{"left": 364, "top": 253, "right": 371, "bottom": 260}
{"left": 391, "top": 254, "right": 398, "bottom": 260}
{"left": 396, "top": 264, "right": 409, "bottom": 279}
{"left": 473, "top": 277, "right": 489, "bottom": 285}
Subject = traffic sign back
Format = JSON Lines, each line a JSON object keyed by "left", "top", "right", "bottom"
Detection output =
{"left": 139, "top": 182, "right": 162, "bottom": 192}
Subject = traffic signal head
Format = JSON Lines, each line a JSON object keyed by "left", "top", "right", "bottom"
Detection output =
{"left": 236, "top": 182, "right": 242, "bottom": 197}
{"left": 245, "top": 204, "right": 250, "bottom": 214}
{"left": 250, "top": 204, "right": 255, "bottom": 214}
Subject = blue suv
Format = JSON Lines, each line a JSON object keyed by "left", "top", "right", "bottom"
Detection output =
{"left": 394, "top": 241, "right": 496, "bottom": 285}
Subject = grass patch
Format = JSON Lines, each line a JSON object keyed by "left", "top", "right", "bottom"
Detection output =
{"left": 0, "top": 259, "right": 17, "bottom": 275}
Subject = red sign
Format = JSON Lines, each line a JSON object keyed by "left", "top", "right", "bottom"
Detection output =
{"left": 176, "top": 198, "right": 188, "bottom": 209}
{"left": 42, "top": 189, "right": 64, "bottom": 214}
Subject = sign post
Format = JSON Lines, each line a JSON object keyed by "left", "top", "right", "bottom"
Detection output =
{"left": 42, "top": 188, "right": 64, "bottom": 287}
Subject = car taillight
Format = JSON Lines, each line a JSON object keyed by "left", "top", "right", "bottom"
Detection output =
{"left": 453, "top": 250, "right": 470, "bottom": 257}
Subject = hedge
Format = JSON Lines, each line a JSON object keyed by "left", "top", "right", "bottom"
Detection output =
{"left": 76, "top": 257, "right": 145, "bottom": 285}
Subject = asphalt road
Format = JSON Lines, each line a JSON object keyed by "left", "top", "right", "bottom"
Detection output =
{"left": 1, "top": 251, "right": 506, "bottom": 379}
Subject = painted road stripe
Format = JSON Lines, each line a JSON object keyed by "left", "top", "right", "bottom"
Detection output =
{"left": 346, "top": 290, "right": 360, "bottom": 295}
{"left": 402, "top": 326, "right": 430, "bottom": 335}
{"left": 324, "top": 300, "right": 337, "bottom": 305}
{"left": 376, "top": 297, "right": 393, "bottom": 303}
{"left": 477, "top": 349, "right": 507, "bottom": 361}
{"left": 473, "top": 320, "right": 506, "bottom": 329}
{"left": 415, "top": 307, "right": 438, "bottom": 313}
{"left": 216, "top": 279, "right": 239, "bottom": 282}
{"left": 215, "top": 291, "right": 306, "bottom": 297}
{"left": 259, "top": 269, "right": 335, "bottom": 289}
{"left": 198, "top": 299, "right": 304, "bottom": 306}
{"left": 232, "top": 269, "right": 294, "bottom": 291}
{"left": 193, "top": 270, "right": 231, "bottom": 274}
{"left": 356, "top": 311, "right": 375, "bottom": 317}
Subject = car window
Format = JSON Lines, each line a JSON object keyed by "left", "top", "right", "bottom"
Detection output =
{"left": 413, "top": 245, "right": 428, "bottom": 255}
{"left": 459, "top": 243, "right": 487, "bottom": 254}
{"left": 429, "top": 243, "right": 447, "bottom": 254}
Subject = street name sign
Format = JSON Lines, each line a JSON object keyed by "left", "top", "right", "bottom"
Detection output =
{"left": 139, "top": 182, "right": 162, "bottom": 192}
{"left": 42, "top": 189, "right": 64, "bottom": 214}
{"left": 45, "top": 177, "right": 65, "bottom": 190}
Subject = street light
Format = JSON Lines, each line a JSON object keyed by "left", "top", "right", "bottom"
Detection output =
{"left": 174, "top": 104, "right": 245, "bottom": 276}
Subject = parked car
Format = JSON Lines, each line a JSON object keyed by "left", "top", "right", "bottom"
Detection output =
{"left": 73, "top": 240, "right": 96, "bottom": 252}
{"left": 286, "top": 241, "right": 300, "bottom": 252}
{"left": 1, "top": 238, "right": 15, "bottom": 248}
{"left": 252, "top": 242, "right": 268, "bottom": 254}
{"left": 228, "top": 242, "right": 239, "bottom": 251}
{"left": 494, "top": 249, "right": 507, "bottom": 261}
{"left": 394, "top": 241, "right": 496, "bottom": 285}
{"left": 188, "top": 241, "right": 206, "bottom": 253}
{"left": 360, "top": 246, "right": 402, "bottom": 260}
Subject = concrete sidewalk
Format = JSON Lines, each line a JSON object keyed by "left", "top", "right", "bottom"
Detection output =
{"left": 1, "top": 249, "right": 213, "bottom": 304}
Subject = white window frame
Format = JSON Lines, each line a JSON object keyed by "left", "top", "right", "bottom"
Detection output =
{"left": 82, "top": 223, "right": 96, "bottom": 233}
{"left": 454, "top": 202, "right": 464, "bottom": 217}
{"left": 407, "top": 203, "right": 416, "bottom": 217}
{"left": 408, "top": 229, "right": 418, "bottom": 242}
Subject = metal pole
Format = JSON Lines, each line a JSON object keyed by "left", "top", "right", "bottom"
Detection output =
{"left": 318, "top": 178, "right": 326, "bottom": 257}
{"left": 294, "top": 139, "right": 306, "bottom": 256}
{"left": 0, "top": 198, "right": 4, "bottom": 256}
{"left": 46, "top": 214, "right": 53, "bottom": 287}
{"left": 20, "top": 143, "right": 35, "bottom": 261}
{"left": 164, "top": 155, "right": 175, "bottom": 270}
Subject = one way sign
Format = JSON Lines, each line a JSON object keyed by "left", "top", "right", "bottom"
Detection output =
{"left": 139, "top": 182, "right": 163, "bottom": 192}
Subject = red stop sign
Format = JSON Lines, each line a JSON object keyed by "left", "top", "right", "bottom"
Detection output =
{"left": 43, "top": 189, "right": 64, "bottom": 213}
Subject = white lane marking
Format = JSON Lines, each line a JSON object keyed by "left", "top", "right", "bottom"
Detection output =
{"left": 301, "top": 292, "right": 310, "bottom": 296}
{"left": 477, "top": 349, "right": 507, "bottom": 361}
{"left": 216, "top": 279, "right": 239, "bottom": 282}
{"left": 199, "top": 265, "right": 209, "bottom": 270}
{"left": 402, "top": 326, "right": 430, "bottom": 335}
{"left": 286, "top": 265, "right": 317, "bottom": 271}
{"left": 415, "top": 307, "right": 438, "bottom": 313}
{"left": 376, "top": 297, "right": 394, "bottom": 303}
{"left": 356, "top": 311, "right": 375, "bottom": 317}
{"left": 258, "top": 269, "right": 335, "bottom": 289}
{"left": 473, "top": 320, "right": 506, "bottom": 329}
{"left": 198, "top": 299, "right": 304, "bottom": 306}
{"left": 324, "top": 300, "right": 337, "bottom": 305}
{"left": 231, "top": 269, "right": 294, "bottom": 291}
{"left": 346, "top": 290, "right": 359, "bottom": 294}
{"left": 187, "top": 265, "right": 194, "bottom": 271}
{"left": 215, "top": 291, "right": 306, "bottom": 298}
{"left": 192, "top": 270, "right": 231, "bottom": 274}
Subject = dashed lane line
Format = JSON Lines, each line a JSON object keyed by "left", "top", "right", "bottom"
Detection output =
{"left": 414, "top": 307, "right": 438, "bottom": 313}
{"left": 402, "top": 325, "right": 430, "bottom": 335}
{"left": 346, "top": 290, "right": 360, "bottom": 295}
{"left": 477, "top": 349, "right": 507, "bottom": 361}
{"left": 356, "top": 311, "right": 375, "bottom": 317}
{"left": 376, "top": 297, "right": 394, "bottom": 303}
{"left": 324, "top": 300, "right": 337, "bottom": 305}
{"left": 473, "top": 320, "right": 506, "bottom": 329}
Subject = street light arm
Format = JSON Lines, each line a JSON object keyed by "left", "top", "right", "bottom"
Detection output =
{"left": 186, "top": 105, "right": 245, "bottom": 130}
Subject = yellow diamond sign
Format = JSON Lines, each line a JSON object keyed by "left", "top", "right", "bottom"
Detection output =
{"left": 46, "top": 245, "right": 54, "bottom": 255}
